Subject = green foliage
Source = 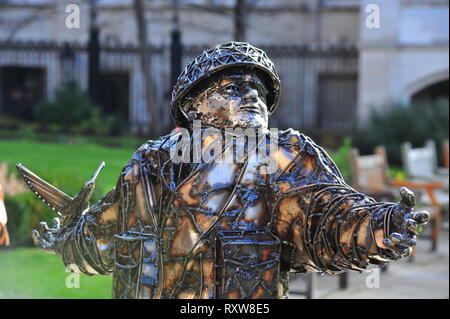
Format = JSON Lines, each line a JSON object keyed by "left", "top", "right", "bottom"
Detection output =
{"left": 328, "top": 137, "right": 352, "bottom": 182}
{"left": 353, "top": 99, "right": 449, "bottom": 165}
{"left": 34, "top": 83, "right": 95, "bottom": 131}
{"left": 68, "top": 107, "right": 109, "bottom": 135}
{"left": 0, "top": 115, "right": 25, "bottom": 131}
{"left": 4, "top": 192, "right": 54, "bottom": 246}
{"left": 34, "top": 83, "right": 114, "bottom": 135}
{"left": 1, "top": 81, "right": 151, "bottom": 141}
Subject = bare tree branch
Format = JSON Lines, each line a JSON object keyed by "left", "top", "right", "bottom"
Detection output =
{"left": 234, "top": 0, "right": 247, "bottom": 41}
{"left": 133, "top": 0, "right": 160, "bottom": 135}
{"left": 0, "top": 3, "right": 58, "bottom": 41}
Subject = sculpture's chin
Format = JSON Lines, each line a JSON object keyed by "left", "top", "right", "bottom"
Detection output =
{"left": 199, "top": 114, "right": 268, "bottom": 130}
{"left": 230, "top": 119, "right": 268, "bottom": 131}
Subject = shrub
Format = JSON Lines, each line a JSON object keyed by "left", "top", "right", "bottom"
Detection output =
{"left": 4, "top": 192, "right": 54, "bottom": 246}
{"left": 69, "top": 107, "right": 112, "bottom": 136}
{"left": 0, "top": 115, "right": 24, "bottom": 131}
{"left": 328, "top": 137, "right": 352, "bottom": 182}
{"left": 353, "top": 99, "right": 449, "bottom": 165}
{"left": 34, "top": 83, "right": 105, "bottom": 135}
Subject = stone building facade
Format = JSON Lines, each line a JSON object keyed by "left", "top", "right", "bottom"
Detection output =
{"left": 358, "top": 0, "right": 449, "bottom": 123}
{"left": 0, "top": 0, "right": 447, "bottom": 134}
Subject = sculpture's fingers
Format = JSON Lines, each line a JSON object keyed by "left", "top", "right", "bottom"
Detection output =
{"left": 32, "top": 229, "right": 53, "bottom": 251}
{"left": 403, "top": 219, "right": 420, "bottom": 235}
{"left": 403, "top": 237, "right": 417, "bottom": 247}
{"left": 389, "top": 232, "right": 417, "bottom": 247}
{"left": 412, "top": 211, "right": 430, "bottom": 225}
{"left": 381, "top": 240, "right": 403, "bottom": 260}
{"left": 382, "top": 238, "right": 401, "bottom": 258}
{"left": 40, "top": 238, "right": 53, "bottom": 250}
{"left": 398, "top": 246, "right": 413, "bottom": 257}
{"left": 31, "top": 229, "right": 41, "bottom": 247}
{"left": 384, "top": 235, "right": 414, "bottom": 258}
{"left": 399, "top": 187, "right": 415, "bottom": 209}
{"left": 51, "top": 217, "right": 61, "bottom": 231}
{"left": 39, "top": 221, "right": 50, "bottom": 233}
{"left": 38, "top": 221, "right": 59, "bottom": 245}
{"left": 388, "top": 232, "right": 405, "bottom": 244}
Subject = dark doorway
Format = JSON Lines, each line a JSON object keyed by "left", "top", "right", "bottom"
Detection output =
{"left": 0, "top": 66, "right": 46, "bottom": 120}
{"left": 99, "top": 71, "right": 129, "bottom": 121}
{"left": 317, "top": 73, "right": 358, "bottom": 132}
{"left": 411, "top": 79, "right": 449, "bottom": 104}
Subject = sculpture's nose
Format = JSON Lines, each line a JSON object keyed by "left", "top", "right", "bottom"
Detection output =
{"left": 244, "top": 88, "right": 258, "bottom": 103}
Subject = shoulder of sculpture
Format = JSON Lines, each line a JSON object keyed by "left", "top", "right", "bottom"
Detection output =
{"left": 131, "top": 133, "right": 175, "bottom": 161}
{"left": 276, "top": 128, "right": 340, "bottom": 170}
{"left": 279, "top": 129, "right": 329, "bottom": 160}
{"left": 275, "top": 128, "right": 318, "bottom": 153}
{"left": 274, "top": 128, "right": 346, "bottom": 184}
{"left": 120, "top": 133, "right": 175, "bottom": 183}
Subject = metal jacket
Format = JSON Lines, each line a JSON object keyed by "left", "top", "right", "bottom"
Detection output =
{"left": 55, "top": 128, "right": 396, "bottom": 299}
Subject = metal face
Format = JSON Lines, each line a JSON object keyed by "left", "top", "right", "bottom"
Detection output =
{"left": 186, "top": 73, "right": 269, "bottom": 129}
{"left": 170, "top": 42, "right": 280, "bottom": 127}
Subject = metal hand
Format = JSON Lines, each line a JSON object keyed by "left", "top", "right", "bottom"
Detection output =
{"left": 31, "top": 217, "right": 62, "bottom": 254}
{"left": 23, "top": 162, "right": 105, "bottom": 254}
{"left": 382, "top": 187, "right": 429, "bottom": 260}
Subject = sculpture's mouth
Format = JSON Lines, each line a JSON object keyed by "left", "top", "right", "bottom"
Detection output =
{"left": 239, "top": 105, "right": 262, "bottom": 115}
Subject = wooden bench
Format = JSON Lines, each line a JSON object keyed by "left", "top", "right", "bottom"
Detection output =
{"left": 351, "top": 146, "right": 442, "bottom": 251}
{"left": 401, "top": 140, "right": 449, "bottom": 190}
{"left": 350, "top": 146, "right": 397, "bottom": 202}
{"left": 443, "top": 139, "right": 449, "bottom": 170}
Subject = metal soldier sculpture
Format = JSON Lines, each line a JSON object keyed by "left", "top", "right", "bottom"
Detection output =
{"left": 18, "top": 42, "right": 429, "bottom": 299}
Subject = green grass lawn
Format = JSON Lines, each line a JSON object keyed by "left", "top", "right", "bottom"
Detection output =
{"left": 0, "top": 139, "right": 133, "bottom": 298}
{"left": 0, "top": 247, "right": 112, "bottom": 298}
{"left": 0, "top": 139, "right": 136, "bottom": 195}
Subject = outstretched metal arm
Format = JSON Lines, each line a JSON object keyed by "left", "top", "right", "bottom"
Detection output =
{"left": 17, "top": 161, "right": 119, "bottom": 275}
{"left": 271, "top": 131, "right": 429, "bottom": 274}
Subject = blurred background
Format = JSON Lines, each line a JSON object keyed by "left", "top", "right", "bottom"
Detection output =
{"left": 0, "top": 0, "right": 448, "bottom": 299}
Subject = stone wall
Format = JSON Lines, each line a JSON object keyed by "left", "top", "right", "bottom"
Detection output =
{"left": 358, "top": 0, "right": 449, "bottom": 124}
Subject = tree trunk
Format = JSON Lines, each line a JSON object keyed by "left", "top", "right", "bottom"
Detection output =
{"left": 234, "top": 0, "right": 247, "bottom": 42}
{"left": 133, "top": 0, "right": 160, "bottom": 136}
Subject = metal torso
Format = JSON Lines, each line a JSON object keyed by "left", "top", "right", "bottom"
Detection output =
{"left": 112, "top": 127, "right": 343, "bottom": 299}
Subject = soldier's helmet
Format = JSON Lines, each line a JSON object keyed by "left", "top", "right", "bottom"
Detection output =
{"left": 170, "top": 42, "right": 281, "bottom": 127}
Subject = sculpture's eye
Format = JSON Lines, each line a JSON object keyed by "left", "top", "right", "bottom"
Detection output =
{"left": 224, "top": 84, "right": 239, "bottom": 94}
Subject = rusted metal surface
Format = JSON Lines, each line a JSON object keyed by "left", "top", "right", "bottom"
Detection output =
{"left": 20, "top": 42, "right": 429, "bottom": 299}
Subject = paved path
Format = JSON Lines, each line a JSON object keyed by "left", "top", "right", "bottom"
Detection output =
{"left": 289, "top": 230, "right": 449, "bottom": 299}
